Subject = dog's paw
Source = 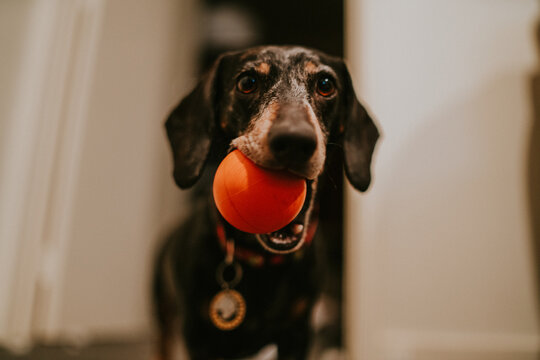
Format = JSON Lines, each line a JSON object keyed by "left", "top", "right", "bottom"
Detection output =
{"left": 242, "top": 344, "right": 278, "bottom": 360}
{"left": 318, "top": 348, "right": 346, "bottom": 360}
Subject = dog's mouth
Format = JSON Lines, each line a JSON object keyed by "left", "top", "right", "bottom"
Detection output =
{"left": 225, "top": 147, "right": 318, "bottom": 254}
{"left": 256, "top": 180, "right": 315, "bottom": 254}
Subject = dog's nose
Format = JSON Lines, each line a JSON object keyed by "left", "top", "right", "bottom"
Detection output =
{"left": 268, "top": 113, "right": 317, "bottom": 166}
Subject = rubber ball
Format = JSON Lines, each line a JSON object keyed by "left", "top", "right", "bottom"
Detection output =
{"left": 213, "top": 150, "right": 307, "bottom": 234}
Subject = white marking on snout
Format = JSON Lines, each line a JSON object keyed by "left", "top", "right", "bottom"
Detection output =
{"left": 231, "top": 100, "right": 326, "bottom": 179}
{"left": 231, "top": 102, "right": 280, "bottom": 168}
{"left": 303, "top": 100, "right": 326, "bottom": 178}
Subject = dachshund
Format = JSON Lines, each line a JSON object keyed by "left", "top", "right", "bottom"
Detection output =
{"left": 153, "top": 45, "right": 379, "bottom": 360}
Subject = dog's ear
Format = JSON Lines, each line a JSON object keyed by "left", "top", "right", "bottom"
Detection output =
{"left": 165, "top": 56, "right": 225, "bottom": 189}
{"left": 339, "top": 62, "right": 380, "bottom": 192}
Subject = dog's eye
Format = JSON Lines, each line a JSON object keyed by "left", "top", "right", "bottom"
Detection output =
{"left": 317, "top": 77, "right": 336, "bottom": 97}
{"left": 237, "top": 75, "right": 257, "bottom": 94}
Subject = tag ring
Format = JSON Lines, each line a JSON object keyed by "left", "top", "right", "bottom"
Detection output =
{"left": 216, "top": 261, "right": 242, "bottom": 289}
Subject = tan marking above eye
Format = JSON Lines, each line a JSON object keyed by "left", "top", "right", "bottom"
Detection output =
{"left": 256, "top": 62, "right": 270, "bottom": 75}
{"left": 305, "top": 61, "right": 318, "bottom": 73}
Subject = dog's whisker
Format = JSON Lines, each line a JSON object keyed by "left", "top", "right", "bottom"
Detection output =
{"left": 326, "top": 142, "right": 343, "bottom": 148}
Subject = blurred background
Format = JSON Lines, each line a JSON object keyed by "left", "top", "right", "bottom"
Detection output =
{"left": 0, "top": 0, "right": 539, "bottom": 359}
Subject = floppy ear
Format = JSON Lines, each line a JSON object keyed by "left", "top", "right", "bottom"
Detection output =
{"left": 165, "top": 56, "right": 224, "bottom": 189}
{"left": 340, "top": 63, "right": 380, "bottom": 192}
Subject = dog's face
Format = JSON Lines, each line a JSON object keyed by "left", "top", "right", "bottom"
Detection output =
{"left": 166, "top": 46, "right": 379, "bottom": 253}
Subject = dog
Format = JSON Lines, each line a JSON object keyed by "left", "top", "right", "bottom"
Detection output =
{"left": 153, "top": 45, "right": 379, "bottom": 360}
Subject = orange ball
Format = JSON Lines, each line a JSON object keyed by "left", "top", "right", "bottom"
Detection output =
{"left": 213, "top": 150, "right": 307, "bottom": 234}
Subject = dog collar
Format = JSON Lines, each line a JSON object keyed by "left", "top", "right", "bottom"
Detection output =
{"left": 215, "top": 216, "right": 318, "bottom": 268}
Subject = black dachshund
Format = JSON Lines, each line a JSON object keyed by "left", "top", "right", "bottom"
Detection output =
{"left": 153, "top": 46, "right": 379, "bottom": 360}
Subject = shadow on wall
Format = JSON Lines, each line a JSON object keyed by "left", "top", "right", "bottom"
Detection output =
{"left": 529, "top": 14, "right": 540, "bottom": 328}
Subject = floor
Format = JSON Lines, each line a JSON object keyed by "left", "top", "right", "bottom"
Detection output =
{"left": 0, "top": 340, "right": 152, "bottom": 360}
{"left": 0, "top": 337, "right": 340, "bottom": 360}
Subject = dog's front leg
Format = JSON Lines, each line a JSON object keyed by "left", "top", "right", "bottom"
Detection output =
{"left": 276, "top": 320, "right": 311, "bottom": 360}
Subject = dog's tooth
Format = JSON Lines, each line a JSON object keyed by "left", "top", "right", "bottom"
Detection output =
{"left": 291, "top": 224, "right": 304, "bottom": 235}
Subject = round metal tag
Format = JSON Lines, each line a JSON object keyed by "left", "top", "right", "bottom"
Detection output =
{"left": 209, "top": 289, "right": 246, "bottom": 331}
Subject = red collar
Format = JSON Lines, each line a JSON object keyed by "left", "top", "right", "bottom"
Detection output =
{"left": 216, "top": 214, "right": 318, "bottom": 268}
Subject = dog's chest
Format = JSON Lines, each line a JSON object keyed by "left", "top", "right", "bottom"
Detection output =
{"left": 182, "top": 247, "right": 316, "bottom": 327}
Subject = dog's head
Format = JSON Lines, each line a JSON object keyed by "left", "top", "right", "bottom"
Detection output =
{"left": 166, "top": 46, "right": 379, "bottom": 253}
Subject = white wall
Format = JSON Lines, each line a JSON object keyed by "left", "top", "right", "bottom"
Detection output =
{"left": 346, "top": 1, "right": 540, "bottom": 359}
{"left": 0, "top": 0, "right": 34, "bottom": 149}
{"left": 54, "top": 0, "right": 197, "bottom": 340}
{"left": 0, "top": 0, "right": 197, "bottom": 350}
{"left": 0, "top": 0, "right": 41, "bottom": 348}
{"left": 53, "top": 0, "right": 198, "bottom": 341}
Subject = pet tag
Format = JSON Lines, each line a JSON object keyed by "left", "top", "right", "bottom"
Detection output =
{"left": 210, "top": 260, "right": 246, "bottom": 331}
{"left": 209, "top": 288, "right": 246, "bottom": 330}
